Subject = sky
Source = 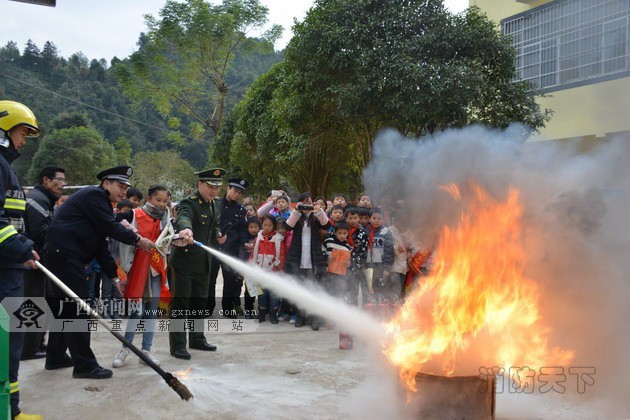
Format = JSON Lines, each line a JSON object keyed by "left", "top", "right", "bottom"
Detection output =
{"left": 0, "top": 0, "right": 469, "bottom": 62}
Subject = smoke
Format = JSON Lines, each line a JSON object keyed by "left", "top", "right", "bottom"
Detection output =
{"left": 363, "top": 125, "right": 630, "bottom": 416}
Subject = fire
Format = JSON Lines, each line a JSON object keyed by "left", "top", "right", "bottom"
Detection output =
{"left": 175, "top": 367, "right": 192, "bottom": 381}
{"left": 384, "top": 181, "right": 574, "bottom": 392}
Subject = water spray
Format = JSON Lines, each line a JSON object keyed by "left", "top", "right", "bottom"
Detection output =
{"left": 192, "top": 241, "right": 386, "bottom": 344}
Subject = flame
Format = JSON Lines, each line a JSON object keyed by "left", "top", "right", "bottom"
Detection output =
{"left": 175, "top": 367, "right": 192, "bottom": 381}
{"left": 384, "top": 181, "right": 574, "bottom": 392}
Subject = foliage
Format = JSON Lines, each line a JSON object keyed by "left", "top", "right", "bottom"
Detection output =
{"left": 28, "top": 126, "right": 117, "bottom": 185}
{"left": 0, "top": 24, "right": 281, "bottom": 184}
{"left": 225, "top": 0, "right": 550, "bottom": 195}
{"left": 132, "top": 150, "right": 197, "bottom": 200}
{"left": 114, "top": 0, "right": 282, "bottom": 144}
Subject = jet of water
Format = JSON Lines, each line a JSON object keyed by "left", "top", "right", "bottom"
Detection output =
{"left": 194, "top": 241, "right": 387, "bottom": 344}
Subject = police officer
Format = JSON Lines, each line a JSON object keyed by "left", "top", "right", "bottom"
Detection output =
{"left": 169, "top": 168, "right": 226, "bottom": 360}
{"left": 0, "top": 100, "right": 42, "bottom": 420}
{"left": 22, "top": 165, "right": 66, "bottom": 361}
{"left": 44, "top": 166, "right": 154, "bottom": 379}
{"left": 206, "top": 177, "right": 249, "bottom": 318}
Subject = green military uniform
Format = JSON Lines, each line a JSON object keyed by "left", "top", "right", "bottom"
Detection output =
{"left": 169, "top": 168, "right": 224, "bottom": 355}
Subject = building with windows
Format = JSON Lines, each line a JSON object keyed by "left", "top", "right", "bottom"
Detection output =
{"left": 471, "top": 0, "right": 629, "bottom": 145}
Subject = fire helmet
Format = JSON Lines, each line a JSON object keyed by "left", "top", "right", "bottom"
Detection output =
{"left": 0, "top": 100, "right": 39, "bottom": 137}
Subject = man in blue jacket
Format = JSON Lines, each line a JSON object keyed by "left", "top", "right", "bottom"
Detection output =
{"left": 44, "top": 165, "right": 154, "bottom": 380}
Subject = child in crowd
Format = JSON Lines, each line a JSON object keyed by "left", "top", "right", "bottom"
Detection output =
{"left": 115, "top": 199, "right": 133, "bottom": 214}
{"left": 244, "top": 203, "right": 258, "bottom": 220}
{"left": 324, "top": 223, "right": 353, "bottom": 298}
{"left": 366, "top": 207, "right": 394, "bottom": 302}
{"left": 328, "top": 205, "right": 345, "bottom": 230}
{"left": 388, "top": 214, "right": 408, "bottom": 302}
{"left": 113, "top": 185, "right": 171, "bottom": 368}
{"left": 332, "top": 193, "right": 348, "bottom": 210}
{"left": 275, "top": 218, "right": 293, "bottom": 322}
{"left": 258, "top": 192, "right": 291, "bottom": 220}
{"left": 240, "top": 218, "right": 261, "bottom": 318}
{"left": 250, "top": 215, "right": 285, "bottom": 324}
{"left": 343, "top": 207, "right": 369, "bottom": 306}
{"left": 357, "top": 194, "right": 373, "bottom": 209}
{"left": 125, "top": 187, "right": 143, "bottom": 208}
{"left": 358, "top": 207, "right": 371, "bottom": 230}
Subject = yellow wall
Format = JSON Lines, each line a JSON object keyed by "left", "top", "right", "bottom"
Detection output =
{"left": 534, "top": 77, "right": 630, "bottom": 141}
{"left": 470, "top": 0, "right": 630, "bottom": 143}
{"left": 469, "top": 0, "right": 552, "bottom": 25}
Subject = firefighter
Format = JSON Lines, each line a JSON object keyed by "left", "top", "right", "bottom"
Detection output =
{"left": 0, "top": 100, "right": 42, "bottom": 420}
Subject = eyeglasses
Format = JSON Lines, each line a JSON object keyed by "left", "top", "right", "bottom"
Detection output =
{"left": 52, "top": 177, "right": 67, "bottom": 183}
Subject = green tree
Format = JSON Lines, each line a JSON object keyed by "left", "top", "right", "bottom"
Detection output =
{"left": 223, "top": 62, "right": 360, "bottom": 196}
{"left": 0, "top": 41, "right": 20, "bottom": 64}
{"left": 115, "top": 0, "right": 282, "bottom": 144}
{"left": 132, "top": 150, "right": 196, "bottom": 200}
{"left": 281, "top": 0, "right": 550, "bottom": 170}
{"left": 114, "top": 137, "right": 133, "bottom": 165}
{"left": 21, "top": 39, "right": 41, "bottom": 71}
{"left": 28, "top": 126, "right": 117, "bottom": 185}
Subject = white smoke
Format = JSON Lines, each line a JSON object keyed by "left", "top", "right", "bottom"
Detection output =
{"left": 362, "top": 125, "right": 630, "bottom": 417}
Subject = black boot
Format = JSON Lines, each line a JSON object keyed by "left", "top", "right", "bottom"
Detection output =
{"left": 295, "top": 314, "right": 305, "bottom": 328}
{"left": 269, "top": 308, "right": 279, "bottom": 324}
{"left": 311, "top": 316, "right": 321, "bottom": 331}
{"left": 258, "top": 310, "right": 266, "bottom": 323}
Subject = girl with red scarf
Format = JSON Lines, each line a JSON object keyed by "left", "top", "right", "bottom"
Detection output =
{"left": 112, "top": 185, "right": 171, "bottom": 368}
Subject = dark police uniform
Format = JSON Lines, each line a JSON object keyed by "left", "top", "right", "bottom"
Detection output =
{"left": 44, "top": 166, "right": 140, "bottom": 377}
{"left": 0, "top": 132, "right": 36, "bottom": 418}
{"left": 169, "top": 168, "right": 223, "bottom": 358}
{"left": 206, "top": 178, "right": 249, "bottom": 317}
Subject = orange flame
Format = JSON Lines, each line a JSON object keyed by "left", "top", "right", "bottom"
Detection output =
{"left": 384, "top": 181, "right": 574, "bottom": 392}
{"left": 175, "top": 367, "right": 192, "bottom": 381}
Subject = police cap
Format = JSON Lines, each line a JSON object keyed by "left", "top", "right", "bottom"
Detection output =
{"left": 228, "top": 178, "right": 249, "bottom": 191}
{"left": 97, "top": 165, "right": 133, "bottom": 186}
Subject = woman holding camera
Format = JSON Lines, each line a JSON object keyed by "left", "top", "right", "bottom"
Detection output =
{"left": 284, "top": 192, "right": 330, "bottom": 330}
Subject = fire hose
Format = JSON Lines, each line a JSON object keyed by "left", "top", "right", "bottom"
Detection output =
{"left": 34, "top": 261, "right": 193, "bottom": 401}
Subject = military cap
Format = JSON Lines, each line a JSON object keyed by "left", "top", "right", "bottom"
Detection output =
{"left": 97, "top": 165, "right": 133, "bottom": 186}
{"left": 228, "top": 178, "right": 249, "bottom": 191}
{"left": 196, "top": 168, "right": 226, "bottom": 186}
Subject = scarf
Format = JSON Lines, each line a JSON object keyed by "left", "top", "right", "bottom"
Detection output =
{"left": 143, "top": 201, "right": 165, "bottom": 220}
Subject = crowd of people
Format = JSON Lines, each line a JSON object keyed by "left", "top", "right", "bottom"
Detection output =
{"left": 1, "top": 100, "right": 434, "bottom": 420}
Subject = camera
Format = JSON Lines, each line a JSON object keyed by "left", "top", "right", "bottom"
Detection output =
{"left": 297, "top": 204, "right": 314, "bottom": 211}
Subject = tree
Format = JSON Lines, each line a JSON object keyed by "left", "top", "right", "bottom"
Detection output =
{"left": 40, "top": 41, "right": 60, "bottom": 74}
{"left": 115, "top": 0, "right": 282, "bottom": 144}
{"left": 132, "top": 150, "right": 196, "bottom": 200}
{"left": 21, "top": 39, "right": 41, "bottom": 71}
{"left": 28, "top": 126, "right": 117, "bottom": 185}
{"left": 281, "top": 0, "right": 550, "bottom": 170}
{"left": 0, "top": 41, "right": 20, "bottom": 64}
{"left": 223, "top": 62, "right": 360, "bottom": 196}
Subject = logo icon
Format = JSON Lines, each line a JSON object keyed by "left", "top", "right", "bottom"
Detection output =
{"left": 13, "top": 299, "right": 45, "bottom": 328}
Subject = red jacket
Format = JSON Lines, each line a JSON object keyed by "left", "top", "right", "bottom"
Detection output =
{"left": 250, "top": 230, "right": 285, "bottom": 272}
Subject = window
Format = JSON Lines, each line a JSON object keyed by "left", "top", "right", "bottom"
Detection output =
{"left": 503, "top": 0, "right": 630, "bottom": 91}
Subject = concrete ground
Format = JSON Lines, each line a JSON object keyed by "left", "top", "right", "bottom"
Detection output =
{"left": 16, "top": 318, "right": 607, "bottom": 420}
{"left": 18, "top": 320, "right": 399, "bottom": 420}
{"left": 14, "top": 276, "right": 608, "bottom": 420}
